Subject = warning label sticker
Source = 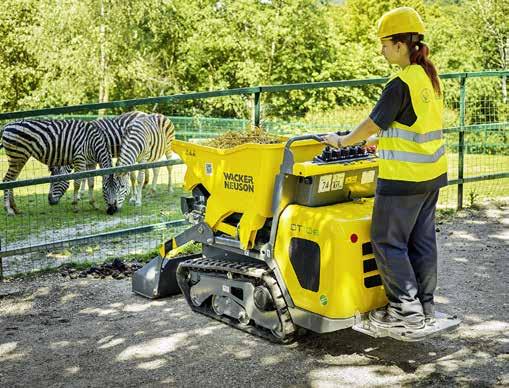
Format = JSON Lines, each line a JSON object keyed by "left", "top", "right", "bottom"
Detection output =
{"left": 345, "top": 175, "right": 358, "bottom": 184}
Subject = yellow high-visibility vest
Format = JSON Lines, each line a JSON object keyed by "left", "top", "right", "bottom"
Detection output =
{"left": 378, "top": 64, "right": 447, "bottom": 182}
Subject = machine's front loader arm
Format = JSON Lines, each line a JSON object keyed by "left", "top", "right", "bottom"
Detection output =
{"left": 160, "top": 222, "right": 214, "bottom": 258}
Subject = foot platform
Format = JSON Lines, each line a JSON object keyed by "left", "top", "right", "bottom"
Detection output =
{"left": 352, "top": 311, "right": 461, "bottom": 342}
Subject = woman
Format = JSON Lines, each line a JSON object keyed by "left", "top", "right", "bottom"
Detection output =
{"left": 322, "top": 7, "right": 447, "bottom": 330}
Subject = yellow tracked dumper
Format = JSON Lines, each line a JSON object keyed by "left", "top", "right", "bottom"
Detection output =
{"left": 132, "top": 134, "right": 460, "bottom": 343}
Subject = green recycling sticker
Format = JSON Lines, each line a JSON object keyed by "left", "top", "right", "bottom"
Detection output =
{"left": 319, "top": 295, "right": 328, "bottom": 306}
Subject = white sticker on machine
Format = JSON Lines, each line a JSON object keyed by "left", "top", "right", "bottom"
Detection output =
{"left": 205, "top": 163, "right": 213, "bottom": 176}
{"left": 361, "top": 170, "right": 376, "bottom": 184}
{"left": 318, "top": 174, "right": 332, "bottom": 193}
{"left": 331, "top": 173, "right": 345, "bottom": 191}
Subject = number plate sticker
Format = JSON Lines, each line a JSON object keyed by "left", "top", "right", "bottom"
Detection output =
{"left": 331, "top": 173, "right": 345, "bottom": 191}
{"left": 361, "top": 170, "right": 376, "bottom": 184}
{"left": 318, "top": 174, "right": 332, "bottom": 193}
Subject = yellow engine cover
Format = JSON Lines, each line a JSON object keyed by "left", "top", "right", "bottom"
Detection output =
{"left": 274, "top": 198, "right": 387, "bottom": 319}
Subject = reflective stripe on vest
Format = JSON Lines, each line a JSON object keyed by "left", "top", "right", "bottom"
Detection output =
{"left": 382, "top": 127, "right": 443, "bottom": 143}
{"left": 379, "top": 145, "right": 445, "bottom": 163}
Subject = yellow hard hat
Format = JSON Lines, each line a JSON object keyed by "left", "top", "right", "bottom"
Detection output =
{"left": 377, "top": 7, "right": 425, "bottom": 39}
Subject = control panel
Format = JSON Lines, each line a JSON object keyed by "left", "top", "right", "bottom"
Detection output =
{"left": 314, "top": 145, "right": 377, "bottom": 164}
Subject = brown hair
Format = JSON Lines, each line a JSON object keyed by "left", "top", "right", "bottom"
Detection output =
{"left": 390, "top": 33, "right": 441, "bottom": 96}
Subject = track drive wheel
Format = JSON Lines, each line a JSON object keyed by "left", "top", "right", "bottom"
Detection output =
{"left": 211, "top": 295, "right": 223, "bottom": 316}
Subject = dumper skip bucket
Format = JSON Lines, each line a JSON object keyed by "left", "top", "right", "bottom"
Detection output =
{"left": 173, "top": 139, "right": 324, "bottom": 249}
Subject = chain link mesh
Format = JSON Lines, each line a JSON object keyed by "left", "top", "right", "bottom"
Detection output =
{"left": 1, "top": 75, "right": 507, "bottom": 278}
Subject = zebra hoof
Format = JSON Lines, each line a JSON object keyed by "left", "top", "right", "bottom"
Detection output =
{"left": 135, "top": 201, "right": 142, "bottom": 207}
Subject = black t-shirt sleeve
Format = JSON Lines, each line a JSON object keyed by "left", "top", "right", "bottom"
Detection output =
{"left": 369, "top": 77, "right": 409, "bottom": 131}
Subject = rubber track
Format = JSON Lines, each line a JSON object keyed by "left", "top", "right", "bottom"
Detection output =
{"left": 177, "top": 257, "right": 296, "bottom": 344}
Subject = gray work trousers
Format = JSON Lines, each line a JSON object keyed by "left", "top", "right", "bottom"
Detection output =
{"left": 371, "top": 190, "right": 439, "bottom": 323}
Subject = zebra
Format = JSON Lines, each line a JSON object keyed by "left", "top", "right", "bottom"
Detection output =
{"left": 48, "top": 111, "right": 174, "bottom": 204}
{"left": 98, "top": 111, "right": 175, "bottom": 194}
{"left": 114, "top": 113, "right": 175, "bottom": 208}
{"left": 1, "top": 119, "right": 119, "bottom": 215}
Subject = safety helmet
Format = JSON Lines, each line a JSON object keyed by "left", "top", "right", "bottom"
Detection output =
{"left": 377, "top": 7, "right": 425, "bottom": 39}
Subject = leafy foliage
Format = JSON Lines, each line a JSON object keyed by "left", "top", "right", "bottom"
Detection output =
{"left": 0, "top": 0, "right": 506, "bottom": 119}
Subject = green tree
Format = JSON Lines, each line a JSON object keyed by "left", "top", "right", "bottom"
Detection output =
{"left": 0, "top": 0, "right": 506, "bottom": 120}
{"left": 0, "top": 0, "right": 40, "bottom": 111}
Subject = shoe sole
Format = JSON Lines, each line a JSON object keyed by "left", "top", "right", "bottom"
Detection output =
{"left": 369, "top": 313, "right": 425, "bottom": 330}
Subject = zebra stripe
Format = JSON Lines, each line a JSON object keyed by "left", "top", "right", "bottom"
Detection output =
{"left": 49, "top": 111, "right": 147, "bottom": 204}
{"left": 95, "top": 111, "right": 147, "bottom": 158}
{"left": 115, "top": 113, "right": 175, "bottom": 207}
{"left": 1, "top": 119, "right": 117, "bottom": 215}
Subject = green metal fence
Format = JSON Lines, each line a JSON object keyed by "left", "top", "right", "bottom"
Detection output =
{"left": 1, "top": 70, "right": 507, "bottom": 279}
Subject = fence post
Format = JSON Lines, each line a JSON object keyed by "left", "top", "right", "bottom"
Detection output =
{"left": 253, "top": 90, "right": 261, "bottom": 128}
{"left": 457, "top": 76, "right": 466, "bottom": 210}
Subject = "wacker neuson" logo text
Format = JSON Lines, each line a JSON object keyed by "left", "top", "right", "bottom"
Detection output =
{"left": 223, "top": 172, "right": 255, "bottom": 192}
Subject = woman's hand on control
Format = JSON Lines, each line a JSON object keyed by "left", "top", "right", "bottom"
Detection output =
{"left": 321, "top": 133, "right": 342, "bottom": 148}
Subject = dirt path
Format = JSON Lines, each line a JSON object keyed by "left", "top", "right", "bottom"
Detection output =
{"left": 1, "top": 201, "right": 507, "bottom": 387}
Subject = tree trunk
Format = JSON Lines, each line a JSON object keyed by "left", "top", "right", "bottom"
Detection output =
{"left": 99, "top": 0, "right": 108, "bottom": 115}
{"left": 502, "top": 38, "right": 508, "bottom": 104}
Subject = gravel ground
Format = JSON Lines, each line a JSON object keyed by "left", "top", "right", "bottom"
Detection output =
{"left": 0, "top": 201, "right": 507, "bottom": 387}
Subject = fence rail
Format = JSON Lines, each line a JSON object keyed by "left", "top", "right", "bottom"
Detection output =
{"left": 1, "top": 70, "right": 508, "bottom": 279}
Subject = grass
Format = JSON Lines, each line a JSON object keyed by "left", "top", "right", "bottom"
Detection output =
{"left": 1, "top": 185, "right": 186, "bottom": 247}
{"left": 438, "top": 152, "right": 509, "bottom": 208}
{"left": 0, "top": 155, "right": 191, "bottom": 278}
{"left": 0, "top": 153, "right": 188, "bottom": 257}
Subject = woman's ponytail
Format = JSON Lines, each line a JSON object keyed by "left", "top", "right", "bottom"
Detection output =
{"left": 391, "top": 33, "right": 441, "bottom": 96}
{"left": 410, "top": 41, "right": 441, "bottom": 96}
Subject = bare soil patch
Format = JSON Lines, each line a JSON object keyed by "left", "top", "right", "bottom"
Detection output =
{"left": 0, "top": 201, "right": 507, "bottom": 387}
